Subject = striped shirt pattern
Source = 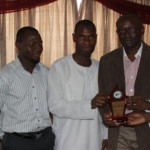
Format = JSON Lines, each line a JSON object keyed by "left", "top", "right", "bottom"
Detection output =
{"left": 0, "top": 58, "right": 51, "bottom": 133}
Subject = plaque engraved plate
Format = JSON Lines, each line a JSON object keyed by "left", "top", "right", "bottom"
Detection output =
{"left": 108, "top": 85, "right": 128, "bottom": 123}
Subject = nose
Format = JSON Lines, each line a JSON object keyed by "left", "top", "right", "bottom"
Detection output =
{"left": 83, "top": 36, "right": 90, "bottom": 43}
{"left": 124, "top": 30, "right": 132, "bottom": 37}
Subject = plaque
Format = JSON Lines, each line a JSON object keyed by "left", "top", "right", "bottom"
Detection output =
{"left": 108, "top": 85, "right": 128, "bottom": 123}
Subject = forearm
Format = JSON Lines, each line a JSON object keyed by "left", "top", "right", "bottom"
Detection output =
{"left": 49, "top": 96, "right": 96, "bottom": 119}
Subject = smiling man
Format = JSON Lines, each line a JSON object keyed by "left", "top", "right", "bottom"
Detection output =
{"left": 0, "top": 26, "right": 55, "bottom": 150}
{"left": 99, "top": 14, "right": 150, "bottom": 150}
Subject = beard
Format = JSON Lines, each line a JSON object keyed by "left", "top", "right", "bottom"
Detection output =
{"left": 32, "top": 58, "right": 40, "bottom": 65}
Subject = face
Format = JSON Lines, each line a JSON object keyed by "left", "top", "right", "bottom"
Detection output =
{"left": 116, "top": 19, "right": 144, "bottom": 50}
{"left": 73, "top": 25, "right": 97, "bottom": 57}
{"left": 16, "top": 31, "right": 43, "bottom": 64}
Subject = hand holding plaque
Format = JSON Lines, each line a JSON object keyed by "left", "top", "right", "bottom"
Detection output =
{"left": 108, "top": 85, "right": 128, "bottom": 124}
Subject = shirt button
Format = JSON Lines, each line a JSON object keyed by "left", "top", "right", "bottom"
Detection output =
{"left": 130, "top": 89, "right": 133, "bottom": 92}
{"left": 34, "top": 97, "right": 36, "bottom": 100}
{"left": 32, "top": 86, "right": 35, "bottom": 88}
{"left": 130, "top": 76, "right": 133, "bottom": 79}
{"left": 36, "top": 109, "right": 38, "bottom": 111}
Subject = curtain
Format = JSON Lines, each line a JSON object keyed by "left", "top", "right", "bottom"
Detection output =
{"left": 0, "top": 0, "right": 77, "bottom": 67}
{"left": 0, "top": 14, "right": 6, "bottom": 67}
{"left": 96, "top": 0, "right": 150, "bottom": 24}
{"left": 0, "top": 0, "right": 56, "bottom": 13}
{"left": 93, "top": 1, "right": 120, "bottom": 58}
{"left": 0, "top": 0, "right": 150, "bottom": 68}
{"left": 94, "top": 0, "right": 150, "bottom": 54}
{"left": 78, "top": 0, "right": 93, "bottom": 21}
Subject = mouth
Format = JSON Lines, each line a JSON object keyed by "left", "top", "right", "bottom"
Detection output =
{"left": 34, "top": 52, "right": 42, "bottom": 58}
{"left": 34, "top": 49, "right": 42, "bottom": 55}
{"left": 124, "top": 39, "right": 133, "bottom": 44}
{"left": 83, "top": 46, "right": 91, "bottom": 50}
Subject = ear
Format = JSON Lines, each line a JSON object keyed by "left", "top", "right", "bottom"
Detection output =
{"left": 15, "top": 41, "right": 21, "bottom": 49}
{"left": 15, "top": 41, "right": 22, "bottom": 54}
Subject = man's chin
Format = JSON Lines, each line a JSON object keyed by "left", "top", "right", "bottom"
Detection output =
{"left": 32, "top": 59, "right": 40, "bottom": 64}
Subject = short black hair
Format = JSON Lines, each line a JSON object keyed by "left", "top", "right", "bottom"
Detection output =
{"left": 16, "top": 26, "right": 39, "bottom": 42}
{"left": 116, "top": 13, "right": 143, "bottom": 28}
{"left": 74, "top": 19, "right": 96, "bottom": 34}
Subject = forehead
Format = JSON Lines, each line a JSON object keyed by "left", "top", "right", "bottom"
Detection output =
{"left": 117, "top": 17, "right": 141, "bottom": 28}
{"left": 118, "top": 20, "right": 135, "bottom": 28}
{"left": 75, "top": 25, "right": 96, "bottom": 34}
{"left": 23, "top": 30, "right": 39, "bottom": 37}
{"left": 22, "top": 31, "right": 42, "bottom": 41}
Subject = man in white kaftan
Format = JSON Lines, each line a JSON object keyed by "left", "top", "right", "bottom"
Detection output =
{"left": 48, "top": 20, "right": 108, "bottom": 150}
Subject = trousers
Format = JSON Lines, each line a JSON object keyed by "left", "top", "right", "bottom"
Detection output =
{"left": 2, "top": 127, "right": 55, "bottom": 150}
{"left": 117, "top": 126, "right": 139, "bottom": 150}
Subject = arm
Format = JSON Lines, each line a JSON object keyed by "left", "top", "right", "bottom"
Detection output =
{"left": 0, "top": 76, "right": 8, "bottom": 138}
{"left": 0, "top": 77, "right": 7, "bottom": 110}
{"left": 98, "top": 57, "right": 113, "bottom": 127}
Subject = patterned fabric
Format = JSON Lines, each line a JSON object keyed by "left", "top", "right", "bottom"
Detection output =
{"left": 0, "top": 58, "right": 51, "bottom": 134}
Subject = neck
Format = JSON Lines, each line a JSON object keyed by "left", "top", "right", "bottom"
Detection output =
{"left": 125, "top": 43, "right": 141, "bottom": 61}
{"left": 72, "top": 53, "right": 92, "bottom": 67}
{"left": 18, "top": 56, "right": 36, "bottom": 73}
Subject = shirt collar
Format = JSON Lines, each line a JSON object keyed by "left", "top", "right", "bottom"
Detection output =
{"left": 123, "top": 42, "right": 143, "bottom": 58}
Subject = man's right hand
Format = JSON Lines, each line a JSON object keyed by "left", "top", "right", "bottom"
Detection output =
{"left": 91, "top": 93, "right": 107, "bottom": 109}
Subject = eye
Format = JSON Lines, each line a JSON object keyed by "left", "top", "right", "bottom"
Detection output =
{"left": 129, "top": 27, "right": 136, "bottom": 32}
{"left": 78, "top": 35, "right": 84, "bottom": 40}
{"left": 117, "top": 27, "right": 138, "bottom": 34}
{"left": 89, "top": 35, "right": 96, "bottom": 40}
{"left": 117, "top": 29, "right": 125, "bottom": 34}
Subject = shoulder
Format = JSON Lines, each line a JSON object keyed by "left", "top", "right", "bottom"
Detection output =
{"left": 100, "top": 47, "right": 123, "bottom": 62}
{"left": 38, "top": 63, "right": 49, "bottom": 71}
{"left": 140, "top": 42, "right": 150, "bottom": 59}
{"left": 91, "top": 58, "right": 99, "bottom": 68}
{"left": 50, "top": 55, "right": 72, "bottom": 69}
{"left": 143, "top": 42, "right": 150, "bottom": 52}
{"left": 0, "top": 61, "right": 15, "bottom": 80}
{"left": 49, "top": 55, "right": 72, "bottom": 80}
{"left": 38, "top": 63, "right": 50, "bottom": 77}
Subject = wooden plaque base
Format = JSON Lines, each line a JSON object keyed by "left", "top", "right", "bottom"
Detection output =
{"left": 108, "top": 85, "right": 128, "bottom": 124}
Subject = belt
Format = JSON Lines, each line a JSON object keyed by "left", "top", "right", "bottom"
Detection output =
{"left": 9, "top": 127, "right": 51, "bottom": 140}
